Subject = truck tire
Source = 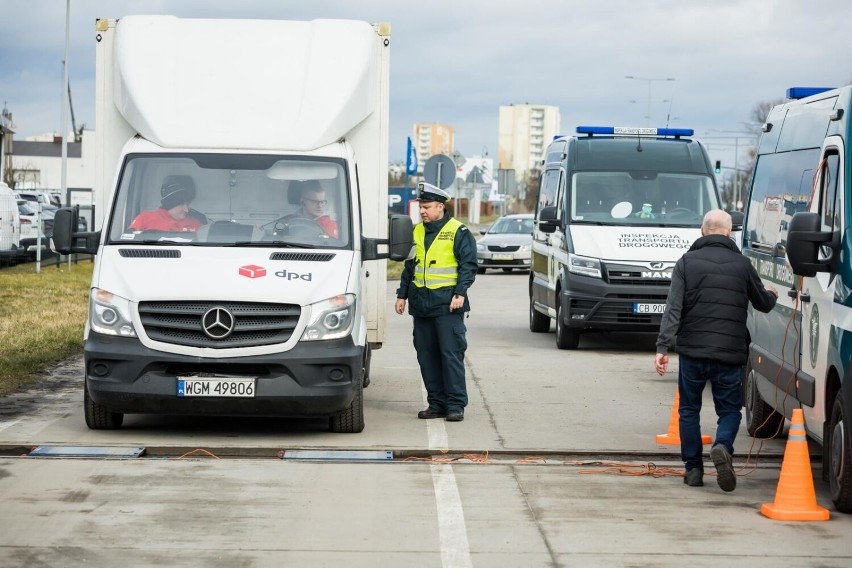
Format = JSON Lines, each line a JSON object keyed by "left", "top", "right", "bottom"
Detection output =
{"left": 555, "top": 299, "right": 579, "bottom": 350}
{"left": 529, "top": 296, "right": 550, "bottom": 333}
{"left": 828, "top": 390, "right": 852, "bottom": 512}
{"left": 329, "top": 378, "right": 365, "bottom": 433}
{"left": 84, "top": 384, "right": 124, "bottom": 429}
{"left": 744, "top": 361, "right": 783, "bottom": 438}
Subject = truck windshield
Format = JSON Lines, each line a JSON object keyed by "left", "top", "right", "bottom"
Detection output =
{"left": 107, "top": 154, "right": 351, "bottom": 248}
{"left": 569, "top": 171, "right": 719, "bottom": 226}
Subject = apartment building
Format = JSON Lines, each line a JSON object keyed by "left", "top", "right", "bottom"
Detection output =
{"left": 497, "top": 104, "right": 561, "bottom": 189}
{"left": 413, "top": 123, "right": 454, "bottom": 174}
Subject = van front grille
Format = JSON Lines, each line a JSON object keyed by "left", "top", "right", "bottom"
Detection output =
{"left": 138, "top": 301, "right": 301, "bottom": 348}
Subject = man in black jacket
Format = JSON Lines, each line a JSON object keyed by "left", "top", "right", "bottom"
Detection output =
{"left": 655, "top": 209, "right": 778, "bottom": 491}
{"left": 395, "top": 183, "right": 478, "bottom": 422}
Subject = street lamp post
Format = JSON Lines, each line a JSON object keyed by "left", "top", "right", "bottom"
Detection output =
{"left": 704, "top": 130, "right": 759, "bottom": 209}
{"left": 625, "top": 76, "right": 675, "bottom": 126}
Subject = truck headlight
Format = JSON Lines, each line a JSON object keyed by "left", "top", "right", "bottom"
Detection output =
{"left": 568, "top": 253, "right": 602, "bottom": 279}
{"left": 90, "top": 288, "right": 137, "bottom": 337}
{"left": 301, "top": 294, "right": 356, "bottom": 341}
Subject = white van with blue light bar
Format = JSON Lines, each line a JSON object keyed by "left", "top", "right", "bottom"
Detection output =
{"left": 741, "top": 85, "right": 852, "bottom": 512}
{"left": 530, "top": 125, "right": 729, "bottom": 348}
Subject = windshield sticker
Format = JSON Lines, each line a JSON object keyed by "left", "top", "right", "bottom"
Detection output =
{"left": 618, "top": 233, "right": 691, "bottom": 249}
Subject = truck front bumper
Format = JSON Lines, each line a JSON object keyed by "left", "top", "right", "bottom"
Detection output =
{"left": 84, "top": 332, "right": 362, "bottom": 417}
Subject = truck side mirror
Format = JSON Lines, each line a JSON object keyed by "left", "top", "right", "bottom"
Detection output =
{"left": 786, "top": 212, "right": 833, "bottom": 277}
{"left": 52, "top": 207, "right": 100, "bottom": 255}
{"left": 362, "top": 214, "right": 414, "bottom": 261}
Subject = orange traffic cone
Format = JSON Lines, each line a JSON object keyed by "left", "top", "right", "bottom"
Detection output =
{"left": 761, "top": 408, "right": 830, "bottom": 521}
{"left": 656, "top": 389, "right": 712, "bottom": 445}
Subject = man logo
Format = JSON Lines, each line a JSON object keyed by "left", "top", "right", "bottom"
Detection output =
{"left": 649, "top": 262, "right": 665, "bottom": 270}
{"left": 202, "top": 307, "right": 236, "bottom": 339}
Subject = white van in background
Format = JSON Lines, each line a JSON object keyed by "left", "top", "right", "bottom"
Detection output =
{"left": 0, "top": 182, "right": 22, "bottom": 266}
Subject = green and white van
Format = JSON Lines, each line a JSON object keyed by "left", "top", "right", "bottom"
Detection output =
{"left": 742, "top": 85, "right": 851, "bottom": 512}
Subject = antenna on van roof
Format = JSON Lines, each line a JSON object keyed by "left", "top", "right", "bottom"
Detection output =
{"left": 664, "top": 97, "right": 675, "bottom": 131}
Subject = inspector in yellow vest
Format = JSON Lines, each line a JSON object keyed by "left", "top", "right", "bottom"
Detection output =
{"left": 413, "top": 218, "right": 463, "bottom": 289}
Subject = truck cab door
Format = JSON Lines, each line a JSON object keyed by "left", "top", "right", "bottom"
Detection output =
{"left": 799, "top": 140, "right": 843, "bottom": 431}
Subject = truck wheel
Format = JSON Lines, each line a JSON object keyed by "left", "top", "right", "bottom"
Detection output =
{"left": 829, "top": 390, "right": 852, "bottom": 512}
{"left": 529, "top": 296, "right": 550, "bottom": 333}
{"left": 555, "top": 299, "right": 579, "bottom": 350}
{"left": 329, "top": 378, "right": 365, "bottom": 433}
{"left": 744, "top": 361, "right": 783, "bottom": 438}
{"left": 84, "top": 383, "right": 123, "bottom": 429}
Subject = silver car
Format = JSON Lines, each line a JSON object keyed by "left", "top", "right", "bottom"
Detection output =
{"left": 475, "top": 213, "right": 534, "bottom": 273}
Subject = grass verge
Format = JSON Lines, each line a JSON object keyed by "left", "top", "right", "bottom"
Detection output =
{"left": 0, "top": 261, "right": 93, "bottom": 397}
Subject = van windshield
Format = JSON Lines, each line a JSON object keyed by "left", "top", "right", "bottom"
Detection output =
{"left": 569, "top": 171, "right": 719, "bottom": 226}
{"left": 106, "top": 154, "right": 350, "bottom": 248}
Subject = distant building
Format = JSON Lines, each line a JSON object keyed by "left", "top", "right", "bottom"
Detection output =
{"left": 7, "top": 131, "right": 93, "bottom": 201}
{"left": 413, "top": 122, "right": 454, "bottom": 174}
{"left": 497, "top": 104, "right": 560, "bottom": 192}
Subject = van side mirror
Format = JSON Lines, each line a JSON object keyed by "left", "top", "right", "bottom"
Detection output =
{"left": 538, "top": 205, "right": 558, "bottom": 234}
{"left": 786, "top": 212, "right": 833, "bottom": 277}
{"left": 52, "top": 207, "right": 100, "bottom": 255}
{"left": 363, "top": 214, "right": 414, "bottom": 261}
{"left": 728, "top": 210, "right": 743, "bottom": 231}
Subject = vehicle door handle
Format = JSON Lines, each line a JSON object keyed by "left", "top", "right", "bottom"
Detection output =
{"left": 799, "top": 292, "right": 811, "bottom": 303}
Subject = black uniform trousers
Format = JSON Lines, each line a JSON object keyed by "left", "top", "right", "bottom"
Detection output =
{"left": 412, "top": 312, "right": 468, "bottom": 413}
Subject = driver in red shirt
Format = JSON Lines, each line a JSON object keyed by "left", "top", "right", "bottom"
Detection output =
{"left": 129, "top": 175, "right": 204, "bottom": 232}
{"left": 284, "top": 179, "right": 338, "bottom": 238}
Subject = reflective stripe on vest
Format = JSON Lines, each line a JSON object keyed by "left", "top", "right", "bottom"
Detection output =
{"left": 413, "top": 218, "right": 462, "bottom": 289}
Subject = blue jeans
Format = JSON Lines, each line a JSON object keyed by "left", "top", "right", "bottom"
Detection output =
{"left": 678, "top": 354, "right": 743, "bottom": 471}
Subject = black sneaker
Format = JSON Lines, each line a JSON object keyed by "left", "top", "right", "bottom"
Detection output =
{"left": 710, "top": 444, "right": 737, "bottom": 492}
{"left": 446, "top": 411, "right": 464, "bottom": 422}
{"left": 417, "top": 408, "right": 447, "bottom": 419}
{"left": 683, "top": 468, "right": 704, "bottom": 487}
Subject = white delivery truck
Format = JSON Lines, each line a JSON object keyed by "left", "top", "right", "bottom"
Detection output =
{"left": 530, "top": 126, "right": 730, "bottom": 349}
{"left": 742, "top": 85, "right": 851, "bottom": 512}
{"left": 52, "top": 16, "right": 413, "bottom": 433}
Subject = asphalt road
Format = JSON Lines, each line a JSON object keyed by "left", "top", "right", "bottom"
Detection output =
{"left": 1, "top": 272, "right": 850, "bottom": 567}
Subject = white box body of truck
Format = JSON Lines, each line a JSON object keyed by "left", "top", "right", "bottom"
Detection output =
{"left": 55, "top": 16, "right": 411, "bottom": 433}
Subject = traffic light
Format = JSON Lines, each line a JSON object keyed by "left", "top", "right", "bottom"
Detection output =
{"left": 714, "top": 160, "right": 721, "bottom": 174}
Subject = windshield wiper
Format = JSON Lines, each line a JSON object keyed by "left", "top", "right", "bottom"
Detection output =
{"left": 229, "top": 241, "right": 318, "bottom": 248}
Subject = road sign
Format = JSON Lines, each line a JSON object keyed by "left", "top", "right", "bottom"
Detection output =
{"left": 423, "top": 154, "right": 456, "bottom": 190}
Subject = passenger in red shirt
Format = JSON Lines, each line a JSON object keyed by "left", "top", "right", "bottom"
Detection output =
{"left": 129, "top": 175, "right": 204, "bottom": 232}
{"left": 282, "top": 179, "right": 339, "bottom": 238}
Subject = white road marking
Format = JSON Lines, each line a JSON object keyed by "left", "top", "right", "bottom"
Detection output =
{"left": 0, "top": 420, "right": 19, "bottom": 433}
{"left": 421, "top": 384, "right": 472, "bottom": 567}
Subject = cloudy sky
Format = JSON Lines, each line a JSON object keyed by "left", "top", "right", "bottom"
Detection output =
{"left": 1, "top": 0, "right": 851, "bottom": 169}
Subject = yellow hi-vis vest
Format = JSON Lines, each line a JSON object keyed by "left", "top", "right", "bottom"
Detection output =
{"left": 413, "top": 218, "right": 462, "bottom": 289}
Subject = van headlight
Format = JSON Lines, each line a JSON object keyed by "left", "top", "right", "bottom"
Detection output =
{"left": 90, "top": 288, "right": 137, "bottom": 337}
{"left": 301, "top": 294, "right": 356, "bottom": 341}
{"left": 568, "top": 253, "right": 602, "bottom": 279}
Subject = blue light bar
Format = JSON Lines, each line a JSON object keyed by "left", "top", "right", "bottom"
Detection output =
{"left": 576, "top": 126, "right": 694, "bottom": 137}
{"left": 786, "top": 87, "right": 835, "bottom": 100}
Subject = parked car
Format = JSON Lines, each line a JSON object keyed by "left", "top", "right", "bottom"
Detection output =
{"left": 475, "top": 213, "right": 534, "bottom": 273}
{"left": 17, "top": 200, "right": 55, "bottom": 259}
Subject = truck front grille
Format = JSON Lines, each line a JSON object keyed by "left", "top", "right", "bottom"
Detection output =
{"left": 138, "top": 301, "right": 301, "bottom": 349}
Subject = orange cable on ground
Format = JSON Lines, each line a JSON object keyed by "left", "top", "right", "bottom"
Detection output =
{"left": 176, "top": 448, "right": 221, "bottom": 459}
{"left": 656, "top": 389, "right": 712, "bottom": 445}
{"left": 760, "top": 408, "right": 830, "bottom": 521}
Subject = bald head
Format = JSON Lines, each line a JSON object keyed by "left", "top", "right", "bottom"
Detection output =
{"left": 701, "top": 209, "right": 732, "bottom": 237}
